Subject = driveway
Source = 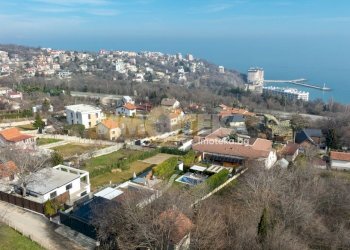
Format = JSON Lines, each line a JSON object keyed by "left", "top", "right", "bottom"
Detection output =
{"left": 0, "top": 201, "right": 91, "bottom": 250}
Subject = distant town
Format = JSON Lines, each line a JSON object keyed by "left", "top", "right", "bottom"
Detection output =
{"left": 0, "top": 44, "right": 349, "bottom": 250}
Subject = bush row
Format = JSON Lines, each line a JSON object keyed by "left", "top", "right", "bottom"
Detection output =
{"left": 205, "top": 169, "right": 230, "bottom": 191}
{"left": 152, "top": 157, "right": 179, "bottom": 179}
{"left": 160, "top": 147, "right": 188, "bottom": 156}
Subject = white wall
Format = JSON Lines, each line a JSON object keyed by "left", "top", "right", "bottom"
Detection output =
{"left": 42, "top": 178, "right": 81, "bottom": 202}
{"left": 265, "top": 151, "right": 277, "bottom": 169}
{"left": 331, "top": 160, "right": 350, "bottom": 170}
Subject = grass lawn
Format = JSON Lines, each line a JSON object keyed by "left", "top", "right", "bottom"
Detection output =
{"left": 84, "top": 149, "right": 139, "bottom": 173}
{"left": 52, "top": 143, "right": 104, "bottom": 158}
{"left": 16, "top": 124, "right": 37, "bottom": 131}
{"left": 36, "top": 138, "right": 62, "bottom": 146}
{"left": 141, "top": 153, "right": 175, "bottom": 165}
{"left": 0, "top": 223, "right": 43, "bottom": 250}
{"left": 90, "top": 161, "right": 152, "bottom": 189}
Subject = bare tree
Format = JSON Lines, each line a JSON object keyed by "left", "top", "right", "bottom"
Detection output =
{"left": 0, "top": 146, "right": 52, "bottom": 197}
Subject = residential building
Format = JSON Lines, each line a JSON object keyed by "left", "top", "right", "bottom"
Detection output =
{"left": 0, "top": 87, "right": 12, "bottom": 96}
{"left": 116, "top": 102, "right": 137, "bottom": 117}
{"left": 161, "top": 98, "right": 180, "bottom": 110}
{"left": 192, "top": 128, "right": 277, "bottom": 169}
{"left": 295, "top": 128, "right": 324, "bottom": 150}
{"left": 7, "top": 91, "right": 23, "bottom": 100}
{"left": 224, "top": 115, "right": 246, "bottom": 128}
{"left": 218, "top": 105, "right": 255, "bottom": 119}
{"left": 0, "top": 128, "right": 35, "bottom": 147}
{"left": 280, "top": 143, "right": 299, "bottom": 162}
{"left": 23, "top": 165, "right": 90, "bottom": 203}
{"left": 186, "top": 54, "right": 194, "bottom": 61}
{"left": 263, "top": 86, "right": 309, "bottom": 102}
{"left": 65, "top": 104, "right": 104, "bottom": 128}
{"left": 247, "top": 67, "right": 264, "bottom": 85}
{"left": 96, "top": 119, "right": 121, "bottom": 141}
{"left": 218, "top": 66, "right": 225, "bottom": 73}
{"left": 330, "top": 151, "right": 350, "bottom": 170}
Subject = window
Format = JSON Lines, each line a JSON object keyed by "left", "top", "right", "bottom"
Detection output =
{"left": 50, "top": 191, "right": 57, "bottom": 199}
{"left": 70, "top": 112, "right": 73, "bottom": 118}
{"left": 81, "top": 191, "right": 87, "bottom": 197}
{"left": 76, "top": 113, "right": 78, "bottom": 119}
{"left": 112, "top": 131, "right": 115, "bottom": 134}
{"left": 66, "top": 183, "right": 72, "bottom": 190}
{"left": 88, "top": 122, "right": 91, "bottom": 127}
{"left": 96, "top": 113, "right": 99, "bottom": 118}
{"left": 88, "top": 114, "right": 91, "bottom": 119}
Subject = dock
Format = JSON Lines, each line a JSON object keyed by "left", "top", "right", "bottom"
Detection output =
{"left": 264, "top": 79, "right": 331, "bottom": 91}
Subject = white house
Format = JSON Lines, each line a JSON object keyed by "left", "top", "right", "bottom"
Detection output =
{"left": 122, "top": 96, "right": 134, "bottom": 105}
{"left": 116, "top": 102, "right": 137, "bottom": 117}
{"left": 25, "top": 165, "right": 90, "bottom": 203}
{"left": 65, "top": 104, "right": 104, "bottom": 128}
{"left": 330, "top": 151, "right": 350, "bottom": 170}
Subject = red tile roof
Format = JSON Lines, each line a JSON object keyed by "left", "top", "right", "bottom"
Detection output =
{"left": 281, "top": 143, "right": 299, "bottom": 156}
{"left": 100, "top": 119, "right": 119, "bottom": 129}
{"left": 0, "top": 128, "right": 33, "bottom": 143}
{"left": 219, "top": 108, "right": 255, "bottom": 118}
{"left": 330, "top": 151, "right": 350, "bottom": 162}
{"left": 193, "top": 137, "right": 273, "bottom": 160}
{"left": 123, "top": 102, "right": 137, "bottom": 110}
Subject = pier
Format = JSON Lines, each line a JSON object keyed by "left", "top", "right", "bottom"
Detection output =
{"left": 264, "top": 79, "right": 331, "bottom": 91}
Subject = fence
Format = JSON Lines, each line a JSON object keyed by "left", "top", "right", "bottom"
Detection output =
{"left": 0, "top": 191, "right": 44, "bottom": 214}
{"left": 35, "top": 134, "right": 116, "bottom": 146}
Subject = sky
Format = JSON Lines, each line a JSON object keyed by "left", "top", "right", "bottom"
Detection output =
{"left": 1, "top": 0, "right": 350, "bottom": 104}
{"left": 1, "top": 0, "right": 350, "bottom": 52}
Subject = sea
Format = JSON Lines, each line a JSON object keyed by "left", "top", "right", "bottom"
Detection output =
{"left": 27, "top": 36, "right": 350, "bottom": 104}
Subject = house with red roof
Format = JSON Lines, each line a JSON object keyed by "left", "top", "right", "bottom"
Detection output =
{"left": 192, "top": 128, "right": 276, "bottom": 169}
{"left": 116, "top": 102, "right": 137, "bottom": 117}
{"left": 96, "top": 119, "right": 121, "bottom": 141}
{"left": 0, "top": 127, "right": 35, "bottom": 147}
{"left": 330, "top": 151, "right": 350, "bottom": 170}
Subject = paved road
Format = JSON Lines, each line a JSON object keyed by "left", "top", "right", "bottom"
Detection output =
{"left": 0, "top": 201, "right": 88, "bottom": 250}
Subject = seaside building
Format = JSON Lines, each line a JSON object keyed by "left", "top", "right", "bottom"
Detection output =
{"left": 247, "top": 67, "right": 264, "bottom": 85}
{"left": 218, "top": 66, "right": 225, "bottom": 74}
{"left": 263, "top": 86, "right": 309, "bottom": 102}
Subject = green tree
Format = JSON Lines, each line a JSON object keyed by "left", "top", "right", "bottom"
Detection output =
{"left": 290, "top": 114, "right": 308, "bottom": 142}
{"left": 41, "top": 99, "right": 51, "bottom": 113}
{"left": 33, "top": 113, "right": 45, "bottom": 130}
{"left": 257, "top": 207, "right": 271, "bottom": 244}
{"left": 326, "top": 128, "right": 339, "bottom": 149}
{"left": 51, "top": 151, "right": 64, "bottom": 165}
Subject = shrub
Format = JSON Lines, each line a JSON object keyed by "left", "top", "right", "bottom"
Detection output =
{"left": 160, "top": 147, "right": 188, "bottom": 156}
{"left": 206, "top": 169, "right": 230, "bottom": 191}
{"left": 152, "top": 157, "right": 178, "bottom": 179}
{"left": 183, "top": 150, "right": 196, "bottom": 166}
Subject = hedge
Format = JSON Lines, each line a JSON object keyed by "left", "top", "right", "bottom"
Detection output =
{"left": 160, "top": 147, "right": 188, "bottom": 156}
{"left": 183, "top": 150, "right": 196, "bottom": 166}
{"left": 152, "top": 157, "right": 178, "bottom": 179}
{"left": 206, "top": 169, "right": 230, "bottom": 191}
{"left": 89, "top": 149, "right": 160, "bottom": 177}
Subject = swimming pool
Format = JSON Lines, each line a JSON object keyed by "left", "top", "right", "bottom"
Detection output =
{"left": 176, "top": 173, "right": 207, "bottom": 186}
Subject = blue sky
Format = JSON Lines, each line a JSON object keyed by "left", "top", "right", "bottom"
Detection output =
{"left": 1, "top": 0, "right": 349, "bottom": 49}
